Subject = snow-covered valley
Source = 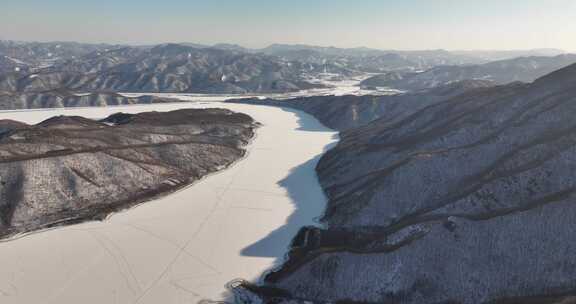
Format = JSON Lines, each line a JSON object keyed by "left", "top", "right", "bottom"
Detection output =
{"left": 0, "top": 100, "right": 337, "bottom": 303}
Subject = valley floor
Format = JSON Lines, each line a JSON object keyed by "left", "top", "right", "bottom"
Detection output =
{"left": 120, "top": 73, "right": 399, "bottom": 102}
{"left": 0, "top": 101, "right": 337, "bottom": 303}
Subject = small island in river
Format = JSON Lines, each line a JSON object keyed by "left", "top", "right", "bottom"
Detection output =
{"left": 0, "top": 108, "right": 257, "bottom": 240}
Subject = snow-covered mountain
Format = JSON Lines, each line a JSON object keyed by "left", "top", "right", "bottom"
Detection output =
{"left": 237, "top": 62, "right": 576, "bottom": 304}
{"left": 361, "top": 54, "right": 576, "bottom": 91}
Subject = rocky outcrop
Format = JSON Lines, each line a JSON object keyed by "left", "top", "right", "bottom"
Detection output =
{"left": 229, "top": 80, "right": 495, "bottom": 131}
{"left": 238, "top": 63, "right": 576, "bottom": 303}
{"left": 0, "top": 89, "right": 176, "bottom": 110}
{"left": 0, "top": 108, "right": 257, "bottom": 239}
{"left": 361, "top": 54, "right": 576, "bottom": 91}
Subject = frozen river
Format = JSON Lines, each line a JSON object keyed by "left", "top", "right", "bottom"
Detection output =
{"left": 0, "top": 100, "right": 337, "bottom": 303}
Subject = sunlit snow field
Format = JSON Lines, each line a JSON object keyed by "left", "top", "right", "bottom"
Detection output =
{"left": 0, "top": 98, "right": 338, "bottom": 303}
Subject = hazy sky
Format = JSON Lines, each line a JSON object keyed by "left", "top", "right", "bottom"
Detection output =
{"left": 2, "top": 0, "right": 576, "bottom": 51}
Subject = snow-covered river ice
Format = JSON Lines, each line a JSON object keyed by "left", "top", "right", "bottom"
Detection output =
{"left": 0, "top": 98, "right": 338, "bottom": 303}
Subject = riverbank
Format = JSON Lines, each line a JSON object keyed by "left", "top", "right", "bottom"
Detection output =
{"left": 0, "top": 101, "right": 337, "bottom": 303}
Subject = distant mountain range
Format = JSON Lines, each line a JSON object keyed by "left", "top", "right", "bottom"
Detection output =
{"left": 0, "top": 41, "right": 115, "bottom": 73}
{"left": 361, "top": 54, "right": 576, "bottom": 91}
{"left": 0, "top": 40, "right": 570, "bottom": 94}
{"left": 0, "top": 43, "right": 333, "bottom": 94}
{"left": 256, "top": 44, "right": 566, "bottom": 71}
{"left": 452, "top": 48, "right": 566, "bottom": 61}
{"left": 0, "top": 89, "right": 175, "bottom": 110}
{"left": 258, "top": 44, "right": 487, "bottom": 72}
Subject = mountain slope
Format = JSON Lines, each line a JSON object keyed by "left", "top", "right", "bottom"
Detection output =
{"left": 0, "top": 108, "right": 257, "bottom": 239}
{"left": 230, "top": 79, "right": 495, "bottom": 131}
{"left": 0, "top": 89, "right": 175, "bottom": 110}
{"left": 241, "top": 63, "right": 576, "bottom": 303}
{"left": 361, "top": 54, "right": 576, "bottom": 91}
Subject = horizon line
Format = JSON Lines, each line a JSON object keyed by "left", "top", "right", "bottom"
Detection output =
{"left": 0, "top": 38, "right": 571, "bottom": 54}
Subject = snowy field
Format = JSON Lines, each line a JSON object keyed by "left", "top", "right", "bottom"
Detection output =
{"left": 121, "top": 74, "right": 399, "bottom": 101}
{"left": 0, "top": 100, "right": 338, "bottom": 303}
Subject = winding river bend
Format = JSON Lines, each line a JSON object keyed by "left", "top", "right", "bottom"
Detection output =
{"left": 0, "top": 100, "right": 337, "bottom": 303}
